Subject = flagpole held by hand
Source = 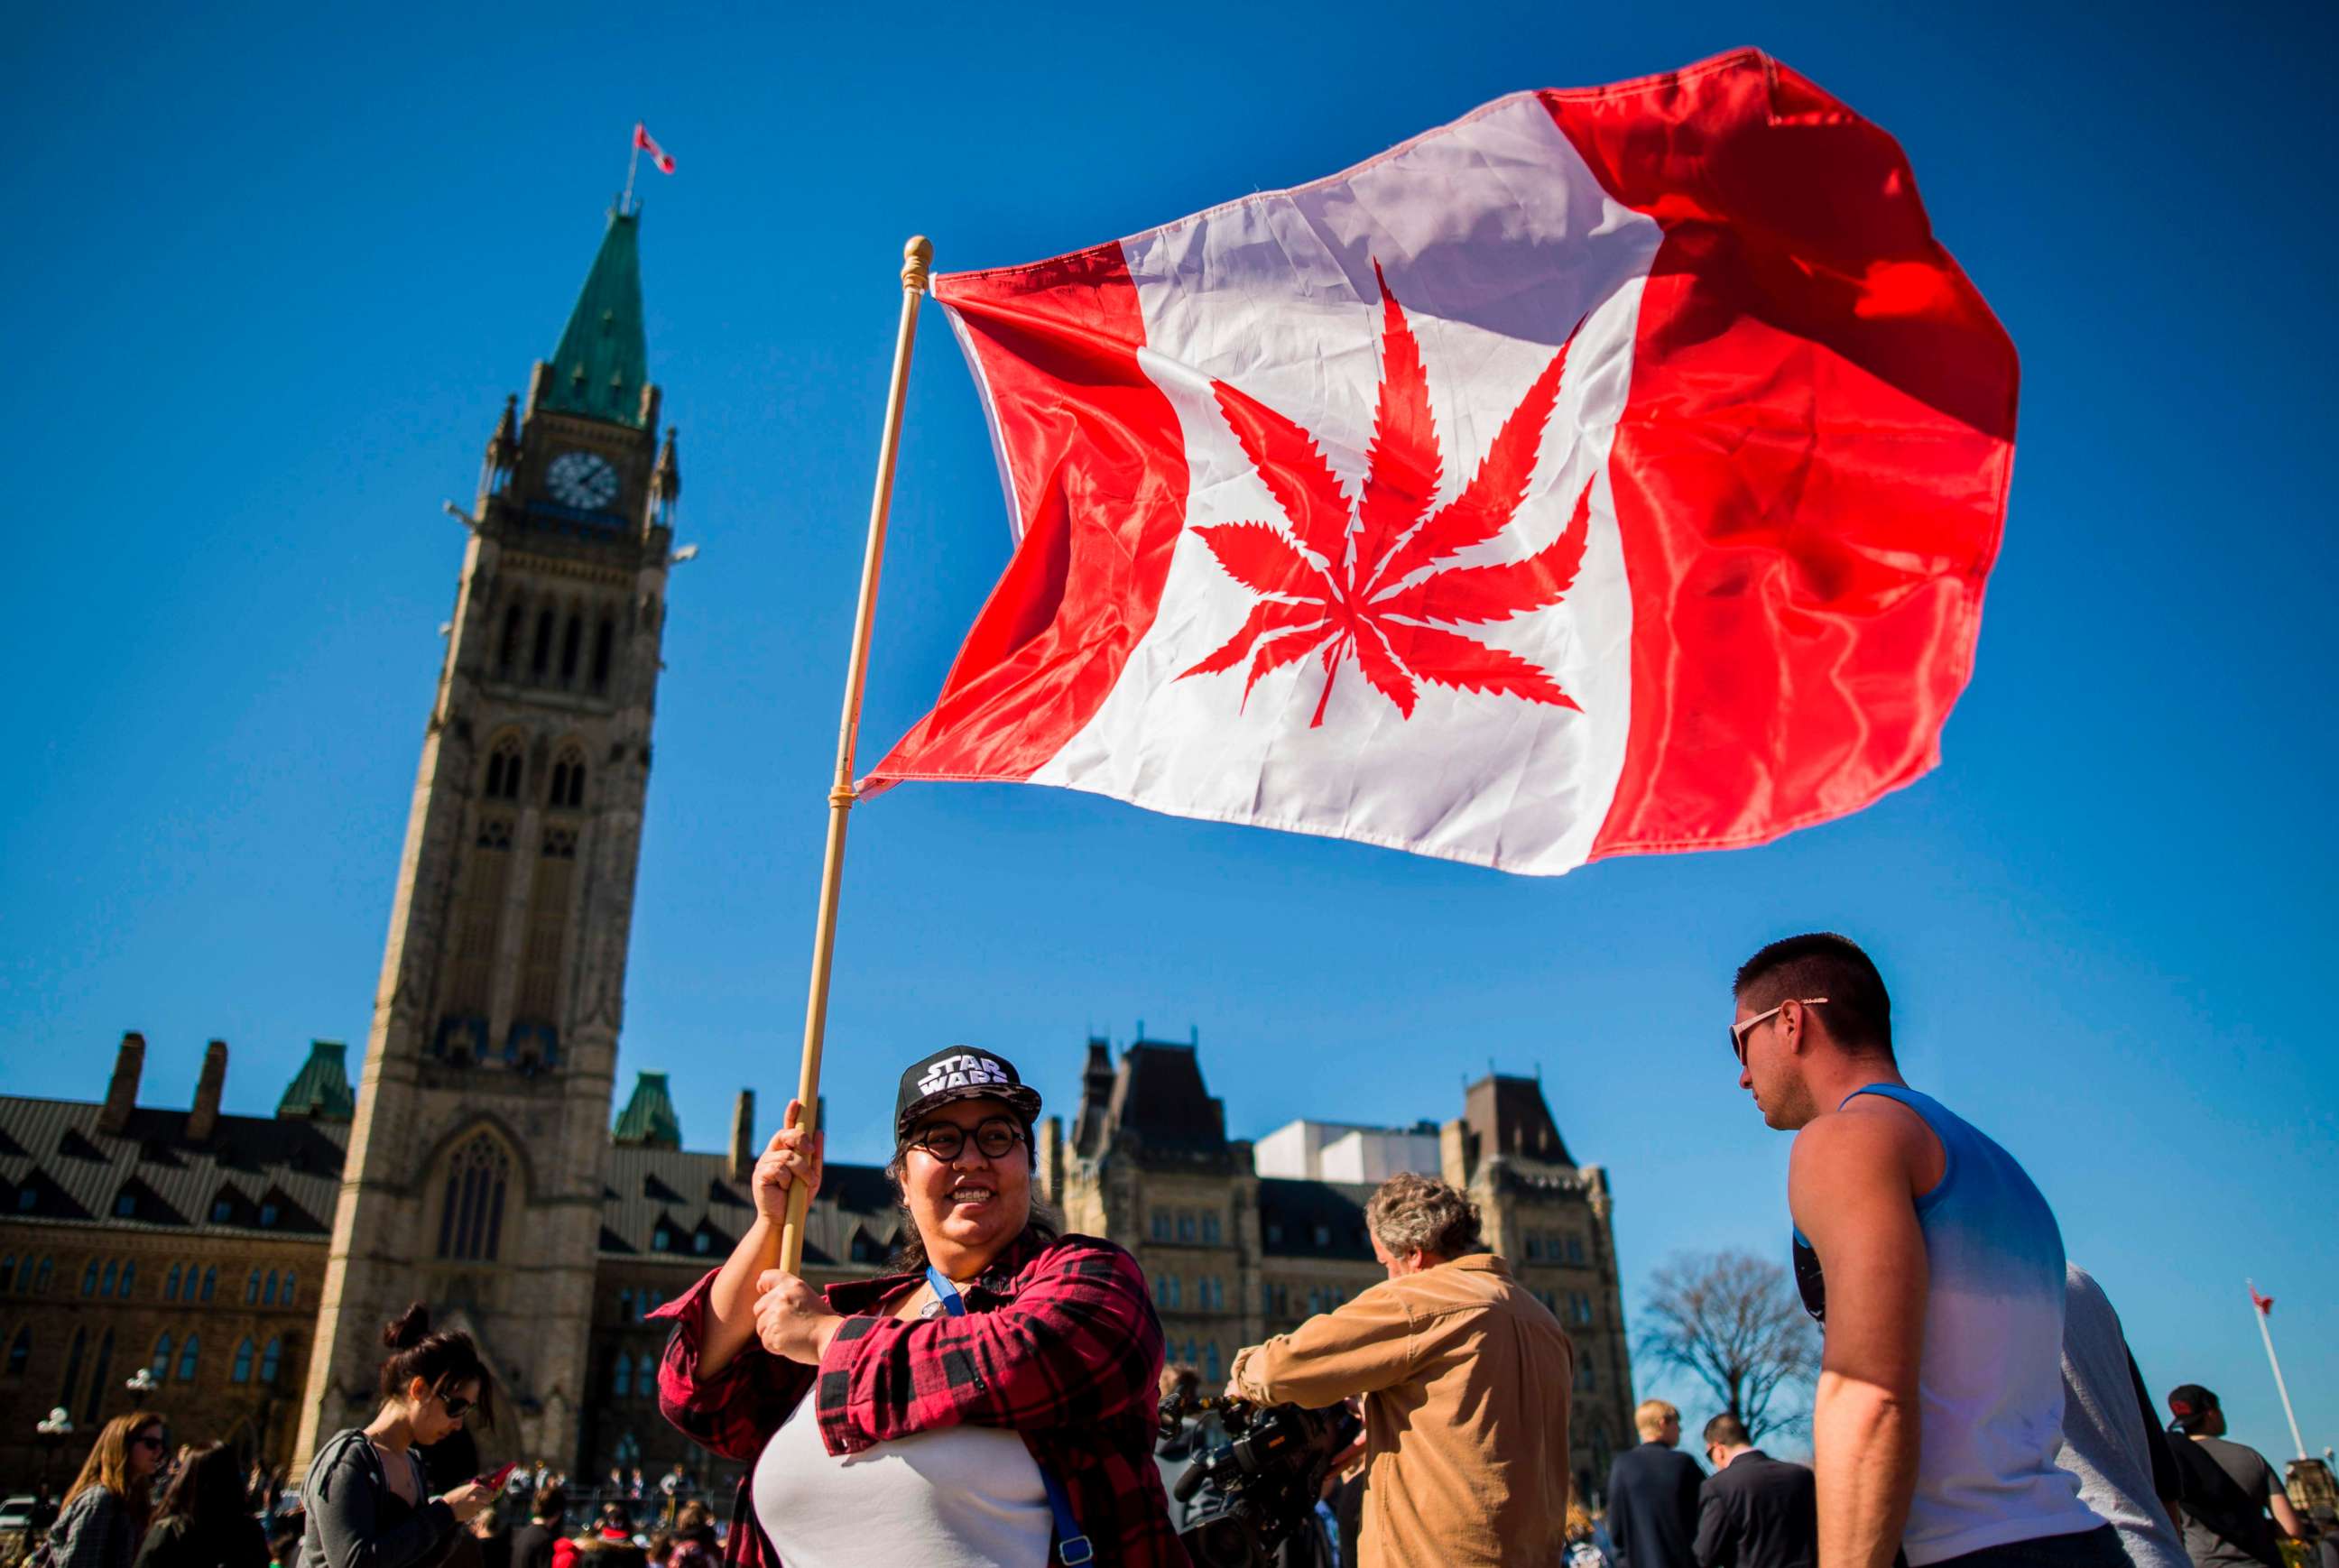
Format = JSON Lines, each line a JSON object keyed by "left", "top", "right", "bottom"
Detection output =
{"left": 779, "top": 235, "right": 933, "bottom": 1276}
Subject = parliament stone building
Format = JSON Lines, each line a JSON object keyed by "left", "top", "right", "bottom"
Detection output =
{"left": 0, "top": 208, "right": 1635, "bottom": 1503}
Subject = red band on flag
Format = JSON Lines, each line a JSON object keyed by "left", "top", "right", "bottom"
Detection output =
{"left": 633, "top": 122, "right": 676, "bottom": 175}
{"left": 2251, "top": 1285, "right": 2274, "bottom": 1316}
{"left": 1538, "top": 55, "right": 2014, "bottom": 856}
{"left": 868, "top": 244, "right": 1188, "bottom": 785}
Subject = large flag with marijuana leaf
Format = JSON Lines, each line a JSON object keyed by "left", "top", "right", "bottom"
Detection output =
{"left": 866, "top": 50, "right": 2017, "bottom": 875}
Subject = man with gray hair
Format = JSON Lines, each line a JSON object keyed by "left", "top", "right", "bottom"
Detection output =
{"left": 1227, "top": 1171, "right": 1575, "bottom": 1566}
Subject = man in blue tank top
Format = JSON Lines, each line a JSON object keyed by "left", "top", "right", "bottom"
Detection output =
{"left": 1728, "top": 933, "right": 2117, "bottom": 1568}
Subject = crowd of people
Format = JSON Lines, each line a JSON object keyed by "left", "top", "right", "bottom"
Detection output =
{"left": 13, "top": 932, "right": 2328, "bottom": 1568}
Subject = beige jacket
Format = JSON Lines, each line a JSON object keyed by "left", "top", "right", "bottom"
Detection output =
{"left": 1230, "top": 1253, "right": 1573, "bottom": 1568}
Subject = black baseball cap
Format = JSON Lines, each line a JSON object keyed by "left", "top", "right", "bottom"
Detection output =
{"left": 2167, "top": 1383, "right": 2221, "bottom": 1433}
{"left": 893, "top": 1047, "right": 1043, "bottom": 1140}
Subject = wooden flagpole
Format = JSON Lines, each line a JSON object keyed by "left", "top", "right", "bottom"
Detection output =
{"left": 778, "top": 235, "right": 934, "bottom": 1275}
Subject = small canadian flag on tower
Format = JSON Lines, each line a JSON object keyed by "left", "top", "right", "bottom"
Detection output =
{"left": 633, "top": 122, "right": 676, "bottom": 174}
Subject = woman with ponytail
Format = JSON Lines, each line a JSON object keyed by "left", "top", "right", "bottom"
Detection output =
{"left": 46, "top": 1411, "right": 166, "bottom": 1568}
{"left": 299, "top": 1305, "right": 498, "bottom": 1568}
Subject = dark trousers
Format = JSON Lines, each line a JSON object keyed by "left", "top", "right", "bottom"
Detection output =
{"left": 1928, "top": 1526, "right": 2131, "bottom": 1568}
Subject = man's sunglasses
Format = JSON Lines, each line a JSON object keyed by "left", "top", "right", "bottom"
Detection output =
{"left": 905, "top": 1117, "right": 1025, "bottom": 1162}
{"left": 1730, "top": 998, "right": 1827, "bottom": 1065}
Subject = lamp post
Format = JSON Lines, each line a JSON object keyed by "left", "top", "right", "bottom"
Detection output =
{"left": 125, "top": 1368, "right": 159, "bottom": 1397}
{"left": 35, "top": 1407, "right": 73, "bottom": 1498}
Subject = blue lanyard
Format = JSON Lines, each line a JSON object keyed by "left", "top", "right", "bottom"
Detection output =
{"left": 923, "top": 1268, "right": 1095, "bottom": 1565}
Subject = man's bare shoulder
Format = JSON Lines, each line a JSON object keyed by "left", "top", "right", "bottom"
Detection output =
{"left": 1789, "top": 1101, "right": 1933, "bottom": 1218}
{"left": 1793, "top": 1100, "right": 1928, "bottom": 1161}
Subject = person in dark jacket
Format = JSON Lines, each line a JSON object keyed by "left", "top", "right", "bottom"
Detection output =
{"left": 137, "top": 1444, "right": 269, "bottom": 1568}
{"left": 1693, "top": 1414, "right": 1816, "bottom": 1568}
{"left": 300, "top": 1304, "right": 498, "bottom": 1568}
{"left": 1606, "top": 1401, "right": 1706, "bottom": 1568}
{"left": 507, "top": 1490, "right": 566, "bottom": 1568}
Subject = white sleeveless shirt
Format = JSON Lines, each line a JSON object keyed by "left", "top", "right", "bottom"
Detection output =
{"left": 751, "top": 1392, "right": 1049, "bottom": 1568}
{"left": 1795, "top": 1086, "right": 2102, "bottom": 1565}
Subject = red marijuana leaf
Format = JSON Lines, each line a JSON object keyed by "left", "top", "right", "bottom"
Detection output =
{"left": 1179, "top": 263, "right": 1590, "bottom": 726}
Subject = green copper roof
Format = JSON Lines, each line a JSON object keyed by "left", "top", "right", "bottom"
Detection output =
{"left": 613, "top": 1070, "right": 683, "bottom": 1149}
{"left": 542, "top": 210, "right": 649, "bottom": 427}
{"left": 278, "top": 1040, "right": 356, "bottom": 1122}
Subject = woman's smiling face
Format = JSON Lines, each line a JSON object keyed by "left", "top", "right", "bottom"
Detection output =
{"left": 901, "top": 1096, "right": 1032, "bottom": 1268}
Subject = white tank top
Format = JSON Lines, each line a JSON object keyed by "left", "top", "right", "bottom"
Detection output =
{"left": 1795, "top": 1086, "right": 2102, "bottom": 1565}
{"left": 751, "top": 1391, "right": 1049, "bottom": 1568}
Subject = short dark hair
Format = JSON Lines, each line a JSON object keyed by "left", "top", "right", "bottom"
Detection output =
{"left": 1703, "top": 1412, "right": 1752, "bottom": 1448}
{"left": 1734, "top": 933, "right": 1892, "bottom": 1056}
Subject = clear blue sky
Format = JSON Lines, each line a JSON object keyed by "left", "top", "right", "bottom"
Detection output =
{"left": 5, "top": 0, "right": 2334, "bottom": 1464}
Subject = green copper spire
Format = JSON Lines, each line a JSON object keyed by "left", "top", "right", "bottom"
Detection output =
{"left": 277, "top": 1040, "right": 356, "bottom": 1122}
{"left": 613, "top": 1070, "right": 683, "bottom": 1149}
{"left": 542, "top": 210, "right": 649, "bottom": 427}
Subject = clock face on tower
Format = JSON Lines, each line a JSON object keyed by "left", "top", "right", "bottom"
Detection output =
{"left": 546, "top": 450, "right": 620, "bottom": 511}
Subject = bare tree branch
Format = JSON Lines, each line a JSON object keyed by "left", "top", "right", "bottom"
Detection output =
{"left": 1634, "top": 1248, "right": 1818, "bottom": 1442}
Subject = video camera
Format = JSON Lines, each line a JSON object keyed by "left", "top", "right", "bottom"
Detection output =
{"left": 1156, "top": 1388, "right": 1362, "bottom": 1568}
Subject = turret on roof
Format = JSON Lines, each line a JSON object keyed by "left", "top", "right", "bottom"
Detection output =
{"left": 278, "top": 1040, "right": 356, "bottom": 1122}
{"left": 613, "top": 1071, "right": 683, "bottom": 1149}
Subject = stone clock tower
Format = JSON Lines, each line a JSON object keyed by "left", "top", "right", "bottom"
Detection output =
{"left": 296, "top": 209, "right": 682, "bottom": 1467}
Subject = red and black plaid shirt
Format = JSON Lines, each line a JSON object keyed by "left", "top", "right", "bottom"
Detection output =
{"left": 652, "top": 1230, "right": 1187, "bottom": 1567}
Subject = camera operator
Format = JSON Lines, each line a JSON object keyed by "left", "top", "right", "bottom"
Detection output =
{"left": 1226, "top": 1173, "right": 1574, "bottom": 1567}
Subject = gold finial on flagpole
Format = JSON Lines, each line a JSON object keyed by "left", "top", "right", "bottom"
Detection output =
{"left": 777, "top": 235, "right": 933, "bottom": 1277}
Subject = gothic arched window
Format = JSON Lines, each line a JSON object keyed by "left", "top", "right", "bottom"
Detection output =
{"left": 591, "top": 617, "right": 615, "bottom": 693}
{"left": 436, "top": 1133, "right": 512, "bottom": 1261}
{"left": 35, "top": 1258, "right": 51, "bottom": 1293}
{"left": 260, "top": 1337, "right": 282, "bottom": 1384}
{"left": 81, "top": 1261, "right": 97, "bottom": 1296}
{"left": 245, "top": 1270, "right": 260, "bottom": 1305}
{"left": 283, "top": 1271, "right": 297, "bottom": 1306}
{"left": 610, "top": 1352, "right": 633, "bottom": 1398}
{"left": 0, "top": 1257, "right": 12, "bottom": 1293}
{"left": 6, "top": 1327, "right": 27, "bottom": 1376}
{"left": 559, "top": 613, "right": 584, "bottom": 685}
{"left": 549, "top": 747, "right": 587, "bottom": 811}
{"left": 118, "top": 1262, "right": 133, "bottom": 1297}
{"left": 177, "top": 1334, "right": 199, "bottom": 1382}
{"left": 263, "top": 1271, "right": 278, "bottom": 1305}
{"left": 81, "top": 1331, "right": 113, "bottom": 1423}
{"left": 59, "top": 1326, "right": 85, "bottom": 1406}
{"left": 232, "top": 1338, "right": 255, "bottom": 1384}
{"left": 152, "top": 1333, "right": 171, "bottom": 1380}
{"left": 498, "top": 603, "right": 525, "bottom": 674}
{"left": 200, "top": 1267, "right": 216, "bottom": 1302}
{"left": 532, "top": 610, "right": 556, "bottom": 678}
{"left": 484, "top": 736, "right": 525, "bottom": 803}
{"left": 100, "top": 1260, "right": 116, "bottom": 1296}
